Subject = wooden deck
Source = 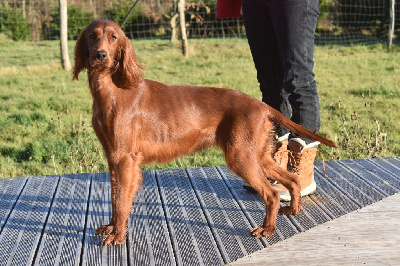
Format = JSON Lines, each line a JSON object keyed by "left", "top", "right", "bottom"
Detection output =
{"left": 0, "top": 157, "right": 399, "bottom": 265}
{"left": 230, "top": 192, "right": 400, "bottom": 265}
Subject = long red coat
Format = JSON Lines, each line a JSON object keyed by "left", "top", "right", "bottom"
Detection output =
{"left": 216, "top": 0, "right": 243, "bottom": 18}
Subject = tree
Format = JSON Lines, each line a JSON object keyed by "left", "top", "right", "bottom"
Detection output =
{"left": 59, "top": 0, "right": 71, "bottom": 71}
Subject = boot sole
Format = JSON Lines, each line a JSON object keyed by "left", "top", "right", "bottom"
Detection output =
{"left": 278, "top": 177, "right": 317, "bottom": 202}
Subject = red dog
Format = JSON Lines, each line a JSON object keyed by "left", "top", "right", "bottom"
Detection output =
{"left": 73, "top": 20, "right": 336, "bottom": 246}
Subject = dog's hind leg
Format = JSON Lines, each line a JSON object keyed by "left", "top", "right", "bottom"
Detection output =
{"left": 249, "top": 175, "right": 281, "bottom": 238}
{"left": 257, "top": 112, "right": 302, "bottom": 215}
{"left": 260, "top": 158, "right": 301, "bottom": 215}
{"left": 225, "top": 148, "right": 280, "bottom": 238}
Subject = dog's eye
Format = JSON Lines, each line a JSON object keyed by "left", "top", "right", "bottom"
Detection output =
{"left": 110, "top": 35, "right": 117, "bottom": 41}
{"left": 89, "top": 33, "right": 97, "bottom": 39}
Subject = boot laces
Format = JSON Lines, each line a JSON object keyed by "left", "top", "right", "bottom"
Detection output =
{"left": 273, "top": 144, "right": 288, "bottom": 165}
{"left": 288, "top": 149, "right": 327, "bottom": 179}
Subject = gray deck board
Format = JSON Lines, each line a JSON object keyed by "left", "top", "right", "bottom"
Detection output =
{"left": 128, "top": 170, "right": 175, "bottom": 266}
{"left": 34, "top": 174, "right": 91, "bottom": 266}
{"left": 0, "top": 175, "right": 59, "bottom": 266}
{"left": 81, "top": 172, "right": 128, "bottom": 266}
{"left": 0, "top": 177, "right": 27, "bottom": 232}
{"left": 156, "top": 168, "right": 221, "bottom": 266}
{"left": 0, "top": 157, "right": 399, "bottom": 265}
{"left": 187, "top": 167, "right": 264, "bottom": 263}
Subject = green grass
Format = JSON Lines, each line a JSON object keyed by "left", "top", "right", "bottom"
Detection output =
{"left": 0, "top": 37, "right": 399, "bottom": 177}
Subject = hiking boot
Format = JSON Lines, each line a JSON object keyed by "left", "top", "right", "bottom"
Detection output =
{"left": 274, "top": 138, "right": 319, "bottom": 201}
{"left": 243, "top": 134, "right": 289, "bottom": 192}
{"left": 273, "top": 138, "right": 289, "bottom": 169}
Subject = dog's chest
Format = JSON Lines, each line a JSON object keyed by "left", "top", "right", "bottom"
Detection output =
{"left": 92, "top": 102, "right": 116, "bottom": 134}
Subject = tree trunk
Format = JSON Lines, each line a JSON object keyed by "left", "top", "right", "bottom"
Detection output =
{"left": 59, "top": 0, "right": 71, "bottom": 71}
{"left": 178, "top": 0, "right": 188, "bottom": 58}
{"left": 388, "top": 0, "right": 395, "bottom": 47}
{"left": 22, "top": 0, "right": 26, "bottom": 19}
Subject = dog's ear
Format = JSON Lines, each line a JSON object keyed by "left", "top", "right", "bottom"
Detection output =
{"left": 113, "top": 37, "right": 143, "bottom": 89}
{"left": 73, "top": 30, "right": 88, "bottom": 81}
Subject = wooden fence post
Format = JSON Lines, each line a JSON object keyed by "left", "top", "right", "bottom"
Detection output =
{"left": 170, "top": 13, "right": 179, "bottom": 44}
{"left": 59, "top": 0, "right": 71, "bottom": 71}
{"left": 178, "top": 0, "right": 188, "bottom": 58}
{"left": 388, "top": 0, "right": 395, "bottom": 47}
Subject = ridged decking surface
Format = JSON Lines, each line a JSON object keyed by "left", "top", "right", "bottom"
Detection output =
{"left": 0, "top": 157, "right": 399, "bottom": 265}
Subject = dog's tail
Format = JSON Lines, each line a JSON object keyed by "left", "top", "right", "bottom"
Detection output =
{"left": 268, "top": 106, "right": 337, "bottom": 148}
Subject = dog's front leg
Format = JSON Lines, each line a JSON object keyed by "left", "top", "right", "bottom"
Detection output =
{"left": 98, "top": 152, "right": 143, "bottom": 246}
{"left": 95, "top": 165, "right": 117, "bottom": 236}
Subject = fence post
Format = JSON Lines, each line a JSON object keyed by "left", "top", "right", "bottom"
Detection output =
{"left": 170, "top": 13, "right": 179, "bottom": 43}
{"left": 59, "top": 0, "right": 71, "bottom": 71}
{"left": 388, "top": 0, "right": 395, "bottom": 47}
{"left": 178, "top": 0, "right": 188, "bottom": 58}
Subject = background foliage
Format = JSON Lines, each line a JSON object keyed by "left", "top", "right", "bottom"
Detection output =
{"left": 0, "top": 0, "right": 398, "bottom": 43}
{"left": 0, "top": 38, "right": 398, "bottom": 177}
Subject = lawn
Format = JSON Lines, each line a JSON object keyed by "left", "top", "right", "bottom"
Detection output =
{"left": 0, "top": 37, "right": 399, "bottom": 177}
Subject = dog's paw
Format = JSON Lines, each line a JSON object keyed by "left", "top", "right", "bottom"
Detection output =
{"left": 279, "top": 206, "right": 300, "bottom": 215}
{"left": 100, "top": 231, "right": 126, "bottom": 246}
{"left": 96, "top": 224, "right": 115, "bottom": 236}
{"left": 96, "top": 224, "right": 127, "bottom": 246}
{"left": 250, "top": 226, "right": 275, "bottom": 238}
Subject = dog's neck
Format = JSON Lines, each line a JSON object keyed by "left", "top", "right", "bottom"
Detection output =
{"left": 88, "top": 66, "right": 113, "bottom": 88}
{"left": 88, "top": 68, "right": 116, "bottom": 111}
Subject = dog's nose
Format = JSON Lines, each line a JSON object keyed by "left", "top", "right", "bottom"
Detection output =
{"left": 95, "top": 50, "right": 107, "bottom": 61}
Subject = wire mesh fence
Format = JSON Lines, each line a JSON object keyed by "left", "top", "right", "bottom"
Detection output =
{"left": 0, "top": 0, "right": 398, "bottom": 45}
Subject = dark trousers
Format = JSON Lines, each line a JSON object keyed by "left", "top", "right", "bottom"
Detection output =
{"left": 242, "top": 0, "right": 321, "bottom": 143}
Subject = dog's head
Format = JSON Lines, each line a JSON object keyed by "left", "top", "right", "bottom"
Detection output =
{"left": 73, "top": 19, "right": 143, "bottom": 88}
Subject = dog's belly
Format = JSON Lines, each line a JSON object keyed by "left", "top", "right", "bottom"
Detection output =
{"left": 138, "top": 128, "right": 216, "bottom": 164}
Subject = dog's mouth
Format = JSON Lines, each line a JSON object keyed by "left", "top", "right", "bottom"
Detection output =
{"left": 88, "top": 56, "right": 119, "bottom": 75}
{"left": 90, "top": 58, "right": 109, "bottom": 67}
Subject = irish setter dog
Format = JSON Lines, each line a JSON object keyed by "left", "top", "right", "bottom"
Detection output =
{"left": 73, "top": 20, "right": 336, "bottom": 246}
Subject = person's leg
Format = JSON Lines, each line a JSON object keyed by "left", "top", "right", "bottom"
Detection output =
{"left": 241, "top": 0, "right": 291, "bottom": 192}
{"left": 242, "top": 0, "right": 291, "bottom": 139}
{"left": 267, "top": 0, "right": 321, "bottom": 199}
{"left": 268, "top": 0, "right": 321, "bottom": 143}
